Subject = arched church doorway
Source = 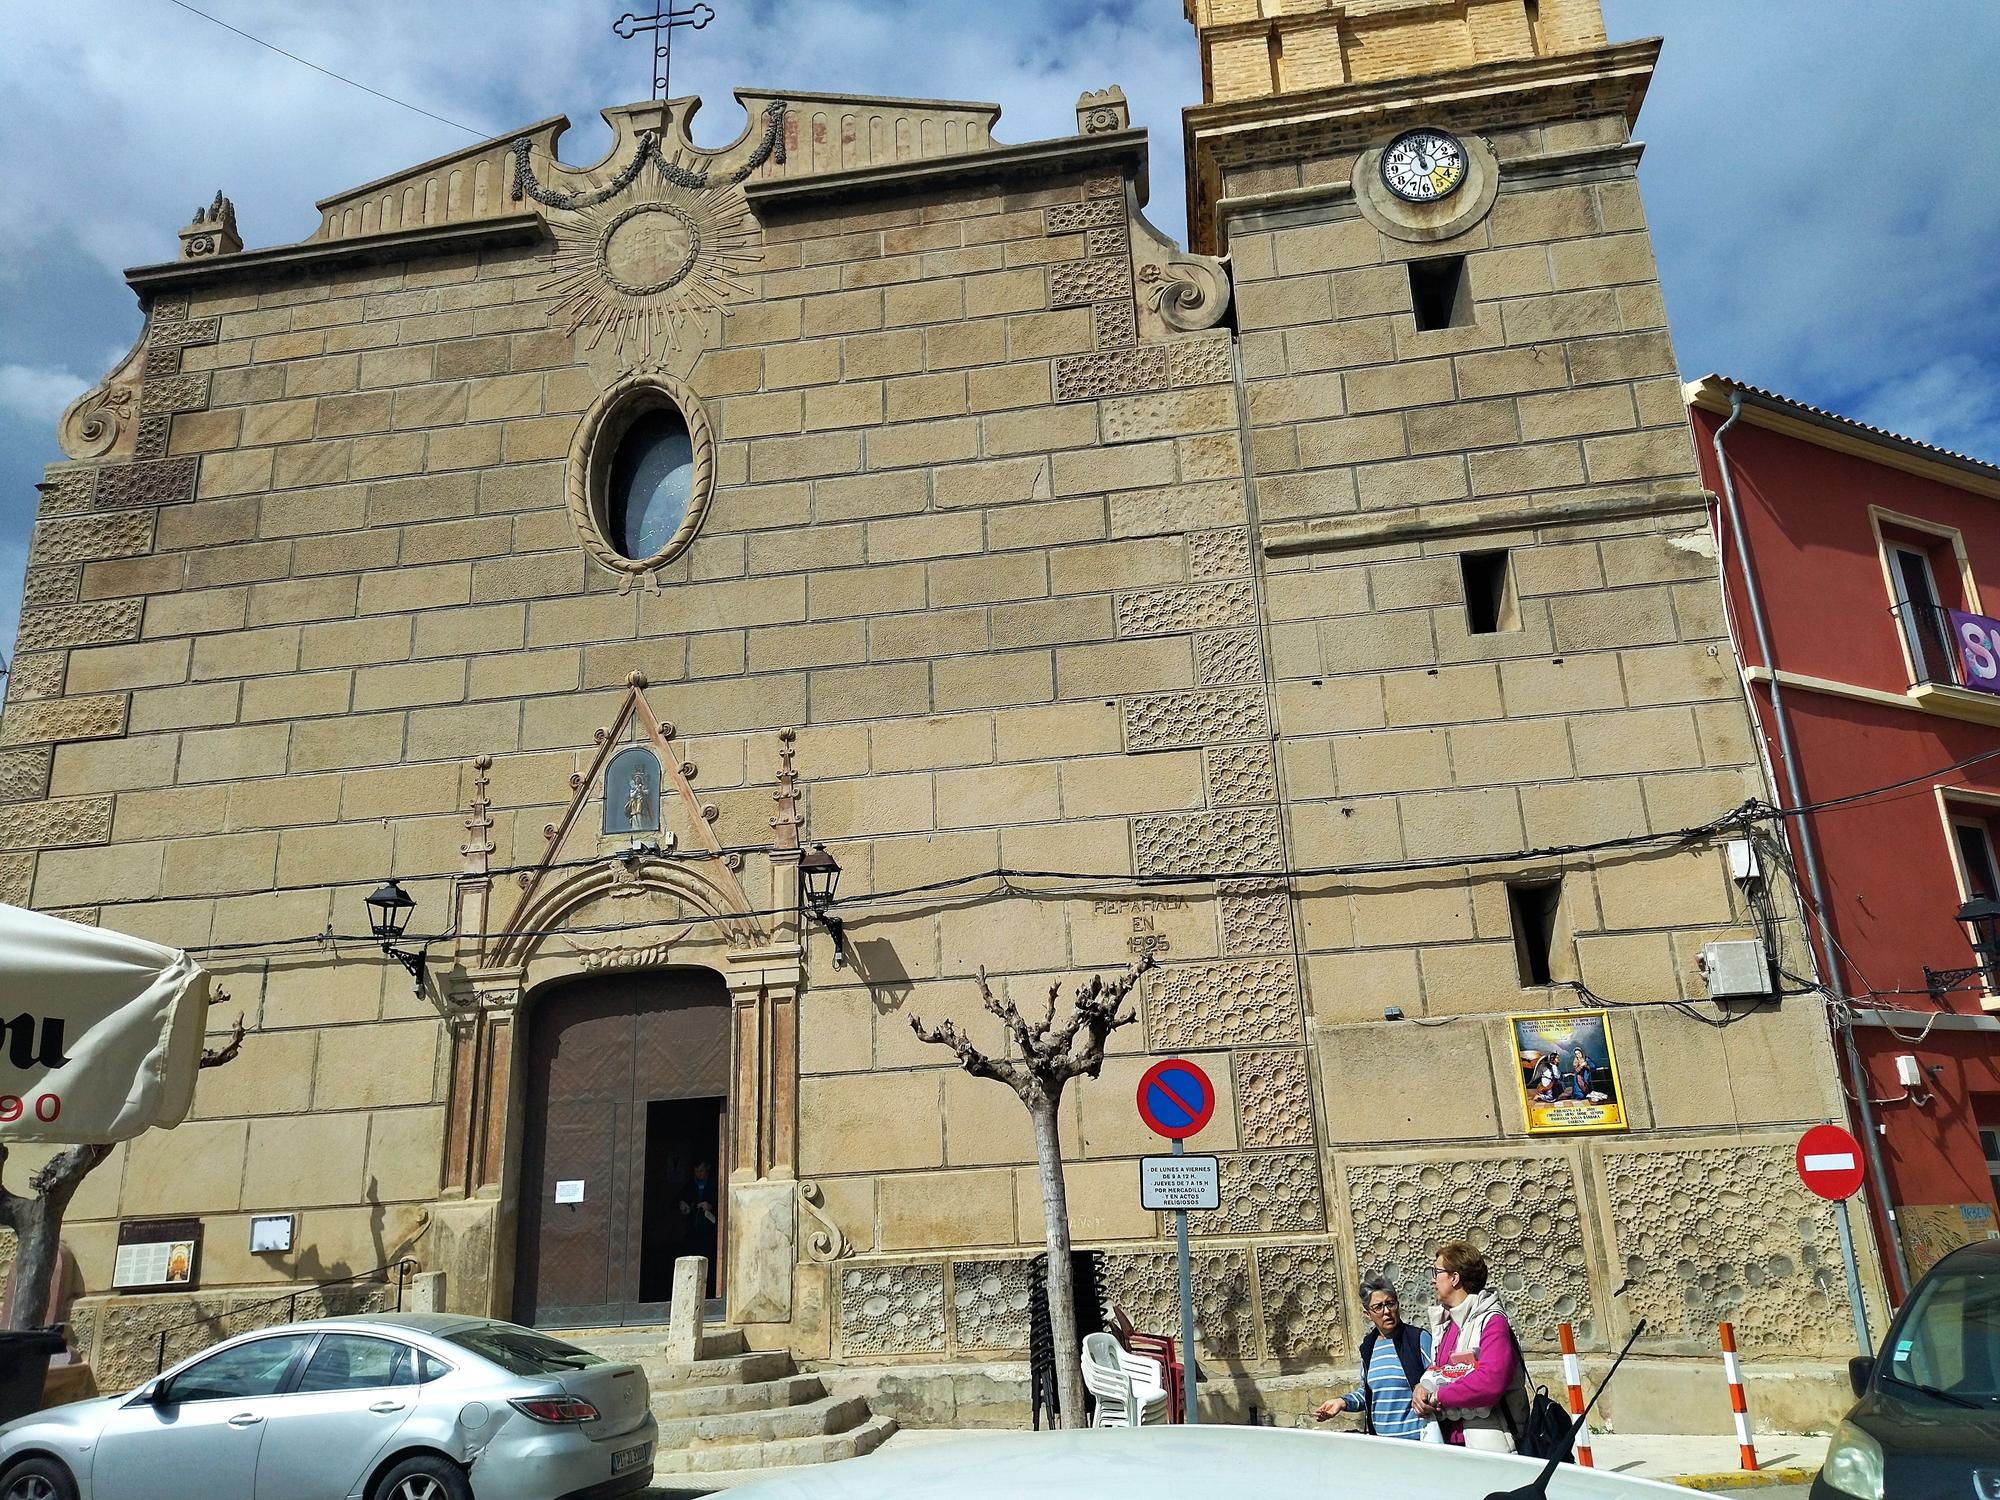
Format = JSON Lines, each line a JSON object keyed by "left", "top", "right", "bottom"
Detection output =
{"left": 513, "top": 968, "right": 730, "bottom": 1328}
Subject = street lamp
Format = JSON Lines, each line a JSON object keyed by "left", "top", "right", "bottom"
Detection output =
{"left": 1923, "top": 894, "right": 2000, "bottom": 1002}
{"left": 799, "top": 843, "right": 846, "bottom": 968}
{"left": 364, "top": 878, "right": 429, "bottom": 995}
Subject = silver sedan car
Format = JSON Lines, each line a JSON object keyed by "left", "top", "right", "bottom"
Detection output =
{"left": 0, "top": 1312, "right": 657, "bottom": 1500}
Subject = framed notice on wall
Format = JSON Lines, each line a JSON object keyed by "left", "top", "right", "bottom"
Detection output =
{"left": 1509, "top": 1009, "right": 1628, "bottom": 1135}
{"left": 112, "top": 1217, "right": 203, "bottom": 1291}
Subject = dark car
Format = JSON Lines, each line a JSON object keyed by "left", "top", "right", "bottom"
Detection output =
{"left": 1813, "top": 1237, "right": 2000, "bottom": 1500}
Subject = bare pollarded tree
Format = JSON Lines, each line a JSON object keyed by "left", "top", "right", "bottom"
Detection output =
{"left": 0, "top": 1016, "right": 245, "bottom": 1329}
{"left": 909, "top": 955, "right": 1153, "bottom": 1428}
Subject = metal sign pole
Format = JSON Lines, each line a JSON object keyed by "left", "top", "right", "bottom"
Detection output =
{"left": 1833, "top": 1201, "right": 1870, "bottom": 1356}
{"left": 1173, "top": 1136, "right": 1196, "bottom": 1425}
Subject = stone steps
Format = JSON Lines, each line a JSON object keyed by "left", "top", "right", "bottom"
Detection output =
{"left": 565, "top": 1324, "right": 894, "bottom": 1479}
{"left": 649, "top": 1414, "right": 899, "bottom": 1475}
{"left": 651, "top": 1373, "right": 826, "bottom": 1420}
{"left": 653, "top": 1392, "right": 871, "bottom": 1449}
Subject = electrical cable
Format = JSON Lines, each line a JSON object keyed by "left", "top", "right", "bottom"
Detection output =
{"left": 158, "top": 0, "right": 491, "bottom": 138}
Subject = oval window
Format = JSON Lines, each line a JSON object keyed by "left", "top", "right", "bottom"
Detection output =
{"left": 606, "top": 406, "right": 695, "bottom": 561}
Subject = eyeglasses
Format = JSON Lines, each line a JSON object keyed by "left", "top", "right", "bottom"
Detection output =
{"left": 1432, "top": 1267, "right": 1452, "bottom": 1278}
{"left": 1367, "top": 1301, "right": 1397, "bottom": 1314}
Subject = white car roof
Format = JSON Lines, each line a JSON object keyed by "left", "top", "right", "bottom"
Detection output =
{"left": 725, "top": 1428, "right": 1689, "bottom": 1500}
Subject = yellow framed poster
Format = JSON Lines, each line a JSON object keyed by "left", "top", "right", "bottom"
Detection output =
{"left": 1509, "top": 1009, "right": 1628, "bottom": 1134}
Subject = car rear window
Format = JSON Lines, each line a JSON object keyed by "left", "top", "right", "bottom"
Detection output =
{"left": 445, "top": 1324, "right": 607, "bottom": 1376}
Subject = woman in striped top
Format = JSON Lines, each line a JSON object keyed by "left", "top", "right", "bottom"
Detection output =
{"left": 1314, "top": 1274, "right": 1433, "bottom": 1440}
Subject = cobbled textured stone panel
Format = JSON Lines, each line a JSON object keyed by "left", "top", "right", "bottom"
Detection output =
{"left": 1086, "top": 225, "right": 1125, "bottom": 258}
{"left": 1219, "top": 882, "right": 1293, "bottom": 955}
{"left": 1190, "top": 528, "right": 1252, "bottom": 580}
{"left": 29, "top": 511, "right": 155, "bottom": 568}
{"left": 1122, "top": 687, "right": 1268, "bottom": 752}
{"left": 839, "top": 1261, "right": 947, "bottom": 1355}
{"left": 38, "top": 468, "right": 96, "bottom": 517}
{"left": 949, "top": 1257, "right": 1034, "bottom": 1351}
{"left": 1115, "top": 580, "right": 1255, "bottom": 639}
{"left": 1045, "top": 198, "right": 1124, "bottom": 233}
{"left": 135, "top": 414, "right": 171, "bottom": 460}
{"left": 150, "top": 293, "right": 192, "bottom": 320}
{"left": 1049, "top": 256, "right": 1132, "bottom": 308}
{"left": 1195, "top": 1151, "right": 1324, "bottom": 1236}
{"left": 1258, "top": 1242, "right": 1347, "bottom": 1361}
{"left": 143, "top": 343, "right": 182, "bottom": 378}
{"left": 0, "top": 695, "right": 128, "bottom": 747}
{"left": 0, "top": 854, "right": 29, "bottom": 906}
{"left": 1348, "top": 1155, "right": 1594, "bottom": 1347}
{"left": 1236, "top": 1049, "right": 1314, "bottom": 1147}
{"left": 21, "top": 568, "right": 80, "bottom": 609}
{"left": 145, "top": 316, "right": 220, "bottom": 350}
{"left": 1083, "top": 174, "right": 1122, "bottom": 199}
{"left": 0, "top": 749, "right": 51, "bottom": 805}
{"left": 139, "top": 373, "right": 211, "bottom": 415}
{"left": 1093, "top": 298, "right": 1138, "bottom": 349}
{"left": 1053, "top": 345, "right": 1169, "bottom": 403}
{"left": 93, "top": 457, "right": 198, "bottom": 509}
{"left": 1135, "top": 805, "right": 1282, "bottom": 877}
{"left": 75, "top": 1284, "right": 394, "bottom": 1397}
{"left": 1101, "top": 391, "right": 1230, "bottom": 445}
{"left": 1195, "top": 629, "right": 1264, "bottom": 688}
{"left": 6, "top": 655, "right": 65, "bottom": 704}
{"left": 0, "top": 797, "right": 113, "bottom": 851}
{"left": 1604, "top": 1144, "right": 1848, "bottom": 1355}
{"left": 1204, "top": 741, "right": 1277, "bottom": 806}
{"left": 14, "top": 600, "right": 143, "bottom": 653}
{"left": 1168, "top": 335, "right": 1234, "bottom": 388}
{"left": 1146, "top": 956, "right": 1303, "bottom": 1049}
{"left": 1099, "top": 1247, "right": 1257, "bottom": 1360}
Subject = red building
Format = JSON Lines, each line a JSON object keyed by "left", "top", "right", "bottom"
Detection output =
{"left": 1688, "top": 375, "right": 2000, "bottom": 1297}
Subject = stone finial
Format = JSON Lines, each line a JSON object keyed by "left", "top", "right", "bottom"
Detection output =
{"left": 179, "top": 191, "right": 243, "bottom": 260}
{"left": 1076, "top": 86, "right": 1129, "bottom": 136}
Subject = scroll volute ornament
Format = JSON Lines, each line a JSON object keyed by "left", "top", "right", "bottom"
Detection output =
{"left": 57, "top": 333, "right": 146, "bottom": 461}
{"left": 566, "top": 367, "right": 717, "bottom": 591}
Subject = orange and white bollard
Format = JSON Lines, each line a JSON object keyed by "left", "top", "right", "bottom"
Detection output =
{"left": 1718, "top": 1322, "right": 1758, "bottom": 1471}
{"left": 1558, "top": 1322, "right": 1593, "bottom": 1467}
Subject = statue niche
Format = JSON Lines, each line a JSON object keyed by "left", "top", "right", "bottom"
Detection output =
{"left": 603, "top": 745, "right": 663, "bottom": 836}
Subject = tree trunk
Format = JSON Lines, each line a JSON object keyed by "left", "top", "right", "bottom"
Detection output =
{"left": 1030, "top": 1093, "right": 1086, "bottom": 1428}
{"left": 4, "top": 1143, "right": 108, "bottom": 1329}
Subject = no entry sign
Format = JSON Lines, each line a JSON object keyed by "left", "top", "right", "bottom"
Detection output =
{"left": 1136, "top": 1057, "right": 1215, "bottom": 1141}
{"left": 1796, "top": 1124, "right": 1866, "bottom": 1201}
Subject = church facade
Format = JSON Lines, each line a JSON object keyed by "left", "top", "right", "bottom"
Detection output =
{"left": 6, "top": 0, "right": 1878, "bottom": 1409}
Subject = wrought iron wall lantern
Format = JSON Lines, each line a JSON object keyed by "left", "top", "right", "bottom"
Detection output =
{"left": 1923, "top": 894, "right": 2000, "bottom": 1002}
{"left": 365, "top": 878, "right": 429, "bottom": 995}
{"left": 800, "top": 843, "right": 846, "bottom": 968}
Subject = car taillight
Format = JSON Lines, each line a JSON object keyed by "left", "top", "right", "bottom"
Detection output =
{"left": 509, "top": 1395, "right": 601, "bottom": 1424}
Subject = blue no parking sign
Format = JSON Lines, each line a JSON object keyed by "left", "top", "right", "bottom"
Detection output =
{"left": 1136, "top": 1057, "right": 1215, "bottom": 1141}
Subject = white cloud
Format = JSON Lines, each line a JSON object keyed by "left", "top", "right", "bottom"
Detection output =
{"left": 0, "top": 364, "right": 87, "bottom": 429}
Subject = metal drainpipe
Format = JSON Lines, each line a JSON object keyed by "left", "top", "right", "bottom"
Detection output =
{"left": 1711, "top": 390, "right": 1910, "bottom": 1299}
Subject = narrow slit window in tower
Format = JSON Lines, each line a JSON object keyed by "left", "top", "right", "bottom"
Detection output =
{"left": 1508, "top": 880, "right": 1563, "bottom": 987}
{"left": 1460, "top": 549, "right": 1518, "bottom": 634}
{"left": 1409, "top": 255, "right": 1471, "bottom": 331}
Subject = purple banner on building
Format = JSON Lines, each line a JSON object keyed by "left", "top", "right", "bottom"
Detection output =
{"left": 1948, "top": 609, "right": 2000, "bottom": 693}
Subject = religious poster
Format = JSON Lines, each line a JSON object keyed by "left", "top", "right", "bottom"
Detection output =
{"left": 1509, "top": 1009, "right": 1628, "bottom": 1134}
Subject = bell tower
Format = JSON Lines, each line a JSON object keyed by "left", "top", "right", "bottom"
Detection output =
{"left": 1185, "top": 0, "right": 1610, "bottom": 108}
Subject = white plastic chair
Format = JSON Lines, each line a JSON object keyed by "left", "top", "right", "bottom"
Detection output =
{"left": 1082, "top": 1332, "right": 1169, "bottom": 1427}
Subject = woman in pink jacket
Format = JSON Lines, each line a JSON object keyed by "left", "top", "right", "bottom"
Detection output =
{"left": 1409, "top": 1240, "right": 1529, "bottom": 1452}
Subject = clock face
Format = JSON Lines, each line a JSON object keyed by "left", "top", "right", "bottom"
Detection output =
{"left": 1380, "top": 129, "right": 1469, "bottom": 203}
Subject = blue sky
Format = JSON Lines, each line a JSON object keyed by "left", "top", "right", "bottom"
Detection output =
{"left": 3, "top": 1, "right": 1997, "bottom": 663}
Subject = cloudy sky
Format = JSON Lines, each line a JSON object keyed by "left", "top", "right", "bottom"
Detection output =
{"left": 3, "top": 1, "right": 1997, "bottom": 660}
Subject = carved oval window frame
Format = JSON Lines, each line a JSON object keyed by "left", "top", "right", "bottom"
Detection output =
{"left": 567, "top": 370, "right": 716, "bottom": 581}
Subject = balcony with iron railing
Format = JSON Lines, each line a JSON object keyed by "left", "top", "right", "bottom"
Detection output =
{"left": 1890, "top": 599, "right": 2000, "bottom": 725}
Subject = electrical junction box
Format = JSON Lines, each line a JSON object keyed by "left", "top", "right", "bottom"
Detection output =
{"left": 1699, "top": 940, "right": 1770, "bottom": 998}
{"left": 1895, "top": 1054, "right": 1923, "bottom": 1088}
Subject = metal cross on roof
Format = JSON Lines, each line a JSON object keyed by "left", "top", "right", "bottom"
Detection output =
{"left": 613, "top": 3, "right": 717, "bottom": 102}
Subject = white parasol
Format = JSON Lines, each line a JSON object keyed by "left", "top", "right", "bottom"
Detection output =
{"left": 0, "top": 904, "right": 210, "bottom": 1143}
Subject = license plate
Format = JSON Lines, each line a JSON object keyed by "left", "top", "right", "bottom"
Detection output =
{"left": 612, "top": 1443, "right": 651, "bottom": 1474}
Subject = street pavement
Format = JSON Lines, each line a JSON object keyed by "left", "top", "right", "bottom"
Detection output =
{"left": 646, "top": 1426, "right": 1830, "bottom": 1495}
